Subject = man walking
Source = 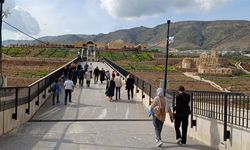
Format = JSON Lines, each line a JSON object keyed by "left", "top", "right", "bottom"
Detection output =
{"left": 78, "top": 67, "right": 85, "bottom": 87}
{"left": 64, "top": 76, "right": 74, "bottom": 105}
{"left": 126, "top": 74, "right": 135, "bottom": 100}
{"left": 114, "top": 73, "right": 122, "bottom": 100}
{"left": 174, "top": 85, "right": 191, "bottom": 145}
{"left": 51, "top": 78, "right": 61, "bottom": 105}
{"left": 93, "top": 66, "right": 100, "bottom": 84}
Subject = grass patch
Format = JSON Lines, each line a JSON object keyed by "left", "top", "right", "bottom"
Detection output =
{"left": 120, "top": 63, "right": 176, "bottom": 72}
{"left": 2, "top": 47, "right": 28, "bottom": 57}
{"left": 3, "top": 47, "right": 79, "bottom": 58}
{"left": 238, "top": 73, "right": 250, "bottom": 78}
{"left": 97, "top": 51, "right": 154, "bottom": 61}
{"left": 15, "top": 70, "right": 49, "bottom": 78}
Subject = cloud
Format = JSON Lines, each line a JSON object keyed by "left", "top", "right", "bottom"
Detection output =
{"left": 100, "top": 0, "right": 230, "bottom": 19}
{"left": 3, "top": 0, "right": 40, "bottom": 35}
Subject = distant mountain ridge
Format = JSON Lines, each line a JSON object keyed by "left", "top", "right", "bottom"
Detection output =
{"left": 3, "top": 20, "right": 250, "bottom": 50}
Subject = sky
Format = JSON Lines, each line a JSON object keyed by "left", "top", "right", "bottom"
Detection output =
{"left": 2, "top": 0, "right": 250, "bottom": 40}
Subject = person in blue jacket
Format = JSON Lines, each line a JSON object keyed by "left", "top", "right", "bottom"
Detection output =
{"left": 51, "top": 78, "right": 61, "bottom": 105}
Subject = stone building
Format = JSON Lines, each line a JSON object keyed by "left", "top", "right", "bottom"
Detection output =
{"left": 182, "top": 58, "right": 194, "bottom": 69}
{"left": 135, "top": 43, "right": 149, "bottom": 50}
{"left": 81, "top": 41, "right": 96, "bottom": 61}
{"left": 181, "top": 49, "right": 233, "bottom": 75}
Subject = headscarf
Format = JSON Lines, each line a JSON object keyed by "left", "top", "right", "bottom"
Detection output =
{"left": 156, "top": 88, "right": 164, "bottom": 97}
{"left": 155, "top": 88, "right": 169, "bottom": 112}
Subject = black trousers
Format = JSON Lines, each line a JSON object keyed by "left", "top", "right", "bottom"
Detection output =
{"left": 116, "top": 87, "right": 121, "bottom": 100}
{"left": 79, "top": 78, "right": 84, "bottom": 86}
{"left": 52, "top": 94, "right": 59, "bottom": 105}
{"left": 127, "top": 88, "right": 134, "bottom": 100}
{"left": 64, "top": 89, "right": 72, "bottom": 104}
{"left": 86, "top": 80, "right": 90, "bottom": 87}
{"left": 94, "top": 75, "right": 99, "bottom": 83}
{"left": 174, "top": 116, "right": 188, "bottom": 144}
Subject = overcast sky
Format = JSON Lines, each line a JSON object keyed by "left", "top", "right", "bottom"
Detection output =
{"left": 2, "top": 0, "right": 250, "bottom": 40}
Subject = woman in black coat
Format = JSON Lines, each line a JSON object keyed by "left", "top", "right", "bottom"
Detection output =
{"left": 106, "top": 78, "right": 116, "bottom": 101}
{"left": 100, "top": 69, "right": 106, "bottom": 84}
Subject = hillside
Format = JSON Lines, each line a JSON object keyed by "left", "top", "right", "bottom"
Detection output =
{"left": 3, "top": 20, "right": 250, "bottom": 50}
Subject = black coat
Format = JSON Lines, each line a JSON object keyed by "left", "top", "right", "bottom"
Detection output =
{"left": 126, "top": 77, "right": 135, "bottom": 89}
{"left": 94, "top": 68, "right": 100, "bottom": 76}
{"left": 175, "top": 92, "right": 191, "bottom": 118}
{"left": 106, "top": 80, "right": 115, "bottom": 96}
{"left": 100, "top": 70, "right": 106, "bottom": 81}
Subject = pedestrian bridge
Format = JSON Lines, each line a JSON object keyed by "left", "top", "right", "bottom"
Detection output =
{"left": 0, "top": 58, "right": 249, "bottom": 150}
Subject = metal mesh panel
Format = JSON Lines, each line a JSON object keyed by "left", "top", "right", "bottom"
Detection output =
{"left": 0, "top": 88, "right": 16, "bottom": 110}
{"left": 18, "top": 87, "right": 29, "bottom": 105}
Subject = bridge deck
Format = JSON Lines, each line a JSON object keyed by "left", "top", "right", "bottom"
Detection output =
{"left": 0, "top": 62, "right": 216, "bottom": 150}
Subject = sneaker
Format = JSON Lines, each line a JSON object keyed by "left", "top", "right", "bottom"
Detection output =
{"left": 156, "top": 140, "right": 163, "bottom": 147}
{"left": 176, "top": 138, "right": 182, "bottom": 144}
{"left": 181, "top": 142, "right": 186, "bottom": 146}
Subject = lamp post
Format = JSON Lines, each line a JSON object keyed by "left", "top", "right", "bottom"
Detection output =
{"left": 163, "top": 20, "right": 170, "bottom": 96}
{"left": 0, "top": 0, "right": 4, "bottom": 87}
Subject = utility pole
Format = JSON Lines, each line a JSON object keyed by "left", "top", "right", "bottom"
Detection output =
{"left": 163, "top": 20, "right": 170, "bottom": 96}
{"left": 0, "top": 0, "right": 4, "bottom": 87}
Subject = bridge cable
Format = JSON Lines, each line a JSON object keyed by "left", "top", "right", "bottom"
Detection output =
{"left": 3, "top": 20, "right": 49, "bottom": 45}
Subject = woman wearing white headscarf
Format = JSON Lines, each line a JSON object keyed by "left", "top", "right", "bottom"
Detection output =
{"left": 150, "top": 88, "right": 173, "bottom": 147}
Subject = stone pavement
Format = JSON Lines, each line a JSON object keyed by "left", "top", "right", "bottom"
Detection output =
{"left": 0, "top": 62, "right": 216, "bottom": 150}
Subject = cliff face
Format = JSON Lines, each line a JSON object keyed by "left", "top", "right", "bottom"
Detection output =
{"left": 4, "top": 20, "right": 250, "bottom": 51}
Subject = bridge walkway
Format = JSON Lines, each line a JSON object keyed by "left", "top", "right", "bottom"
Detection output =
{"left": 0, "top": 62, "right": 216, "bottom": 150}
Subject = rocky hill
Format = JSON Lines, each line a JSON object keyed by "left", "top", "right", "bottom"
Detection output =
{"left": 3, "top": 20, "right": 250, "bottom": 51}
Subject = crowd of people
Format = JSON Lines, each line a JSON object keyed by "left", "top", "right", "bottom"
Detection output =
{"left": 50, "top": 61, "right": 191, "bottom": 148}
{"left": 51, "top": 61, "right": 135, "bottom": 105}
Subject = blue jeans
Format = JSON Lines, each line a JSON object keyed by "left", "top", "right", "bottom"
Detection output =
{"left": 153, "top": 116, "right": 164, "bottom": 141}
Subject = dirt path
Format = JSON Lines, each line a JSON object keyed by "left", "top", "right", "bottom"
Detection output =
{"left": 183, "top": 72, "right": 230, "bottom": 92}
{"left": 235, "top": 62, "right": 250, "bottom": 74}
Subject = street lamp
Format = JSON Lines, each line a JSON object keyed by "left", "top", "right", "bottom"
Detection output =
{"left": 0, "top": 0, "right": 4, "bottom": 87}
{"left": 163, "top": 20, "right": 171, "bottom": 96}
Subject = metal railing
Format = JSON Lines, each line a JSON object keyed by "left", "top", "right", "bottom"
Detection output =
{"left": 0, "top": 57, "right": 79, "bottom": 119}
{"left": 104, "top": 58, "right": 250, "bottom": 141}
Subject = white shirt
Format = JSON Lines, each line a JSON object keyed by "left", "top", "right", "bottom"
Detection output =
{"left": 114, "top": 76, "right": 122, "bottom": 87}
{"left": 88, "top": 64, "right": 93, "bottom": 72}
{"left": 64, "top": 80, "right": 74, "bottom": 90}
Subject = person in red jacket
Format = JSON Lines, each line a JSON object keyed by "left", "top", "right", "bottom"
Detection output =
{"left": 111, "top": 71, "right": 116, "bottom": 79}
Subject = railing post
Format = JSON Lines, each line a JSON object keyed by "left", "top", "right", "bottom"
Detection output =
{"left": 224, "top": 94, "right": 230, "bottom": 141}
{"left": 36, "top": 82, "right": 39, "bottom": 106}
{"left": 136, "top": 77, "right": 139, "bottom": 93}
{"left": 12, "top": 87, "right": 18, "bottom": 120}
{"left": 142, "top": 81, "right": 145, "bottom": 99}
{"left": 25, "top": 87, "right": 31, "bottom": 114}
{"left": 43, "top": 80, "right": 46, "bottom": 99}
{"left": 191, "top": 93, "right": 196, "bottom": 128}
{"left": 149, "top": 85, "right": 152, "bottom": 105}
